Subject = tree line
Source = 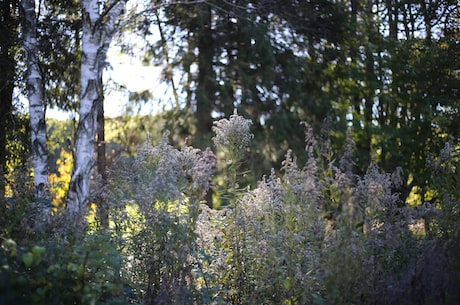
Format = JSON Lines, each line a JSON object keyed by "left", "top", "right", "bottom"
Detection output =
{"left": 0, "top": 0, "right": 459, "bottom": 219}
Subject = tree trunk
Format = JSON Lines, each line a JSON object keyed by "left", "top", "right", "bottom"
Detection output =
{"left": 67, "top": 0, "right": 100, "bottom": 215}
{"left": 387, "top": 0, "right": 398, "bottom": 40}
{"left": 96, "top": 77, "right": 109, "bottom": 228}
{"left": 195, "top": 3, "right": 215, "bottom": 148}
{"left": 22, "top": 0, "right": 49, "bottom": 198}
{"left": 195, "top": 4, "right": 215, "bottom": 207}
{"left": 67, "top": 0, "right": 126, "bottom": 217}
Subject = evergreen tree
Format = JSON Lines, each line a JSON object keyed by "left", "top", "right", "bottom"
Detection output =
{"left": 37, "top": 0, "right": 81, "bottom": 113}
{"left": 0, "top": 0, "right": 20, "bottom": 196}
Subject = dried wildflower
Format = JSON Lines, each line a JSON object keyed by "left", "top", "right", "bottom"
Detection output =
{"left": 339, "top": 130, "right": 356, "bottom": 177}
{"left": 427, "top": 141, "right": 459, "bottom": 172}
{"left": 212, "top": 109, "right": 253, "bottom": 153}
{"left": 132, "top": 134, "right": 184, "bottom": 205}
{"left": 281, "top": 150, "right": 302, "bottom": 185}
{"left": 301, "top": 121, "right": 317, "bottom": 156}
{"left": 439, "top": 142, "right": 452, "bottom": 163}
{"left": 252, "top": 170, "right": 285, "bottom": 209}
{"left": 179, "top": 145, "right": 202, "bottom": 182}
{"left": 196, "top": 203, "right": 227, "bottom": 247}
{"left": 391, "top": 166, "right": 404, "bottom": 189}
{"left": 194, "top": 148, "right": 217, "bottom": 191}
{"left": 181, "top": 146, "right": 217, "bottom": 197}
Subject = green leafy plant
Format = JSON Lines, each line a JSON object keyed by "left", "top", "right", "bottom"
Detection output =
{"left": 0, "top": 232, "right": 125, "bottom": 305}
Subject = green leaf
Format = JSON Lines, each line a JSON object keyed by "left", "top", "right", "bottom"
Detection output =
{"left": 283, "top": 277, "right": 292, "bottom": 290}
{"left": 22, "top": 252, "right": 34, "bottom": 268}
{"left": 31, "top": 246, "right": 46, "bottom": 263}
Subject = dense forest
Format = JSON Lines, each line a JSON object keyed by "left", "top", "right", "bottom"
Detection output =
{"left": 1, "top": 0, "right": 460, "bottom": 304}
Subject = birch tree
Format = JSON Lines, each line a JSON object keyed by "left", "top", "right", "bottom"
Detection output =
{"left": 67, "top": 0, "right": 127, "bottom": 215}
{"left": 22, "top": 0, "right": 48, "bottom": 198}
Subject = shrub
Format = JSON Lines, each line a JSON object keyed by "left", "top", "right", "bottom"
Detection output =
{"left": 107, "top": 134, "right": 217, "bottom": 304}
{"left": 0, "top": 232, "right": 125, "bottom": 305}
{"left": 198, "top": 121, "right": 423, "bottom": 305}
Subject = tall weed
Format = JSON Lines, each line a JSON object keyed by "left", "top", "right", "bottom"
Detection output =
{"left": 2, "top": 114, "right": 460, "bottom": 305}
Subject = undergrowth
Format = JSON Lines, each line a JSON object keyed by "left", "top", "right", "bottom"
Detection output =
{"left": 1, "top": 113, "right": 459, "bottom": 304}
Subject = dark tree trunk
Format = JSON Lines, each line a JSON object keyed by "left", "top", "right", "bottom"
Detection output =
{"left": 195, "top": 3, "right": 215, "bottom": 149}
{"left": 96, "top": 79, "right": 109, "bottom": 228}
{"left": 195, "top": 4, "right": 216, "bottom": 207}
{"left": 387, "top": 0, "right": 398, "bottom": 40}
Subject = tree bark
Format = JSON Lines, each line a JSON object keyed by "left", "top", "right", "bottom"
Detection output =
{"left": 67, "top": 0, "right": 100, "bottom": 215}
{"left": 195, "top": 3, "right": 215, "bottom": 148}
{"left": 22, "top": 0, "right": 49, "bottom": 198}
{"left": 67, "top": 0, "right": 126, "bottom": 216}
{"left": 96, "top": 77, "right": 109, "bottom": 228}
{"left": 195, "top": 4, "right": 215, "bottom": 207}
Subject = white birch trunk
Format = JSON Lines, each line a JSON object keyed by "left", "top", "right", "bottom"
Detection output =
{"left": 22, "top": 0, "right": 49, "bottom": 198}
{"left": 67, "top": 0, "right": 127, "bottom": 215}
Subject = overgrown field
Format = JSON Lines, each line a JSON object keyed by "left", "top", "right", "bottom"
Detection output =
{"left": 1, "top": 113, "right": 459, "bottom": 304}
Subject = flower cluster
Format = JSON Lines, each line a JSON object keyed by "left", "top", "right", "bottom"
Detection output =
{"left": 133, "top": 134, "right": 184, "bottom": 204}
{"left": 212, "top": 110, "right": 253, "bottom": 154}
{"left": 180, "top": 146, "right": 217, "bottom": 197}
{"left": 113, "top": 133, "right": 217, "bottom": 215}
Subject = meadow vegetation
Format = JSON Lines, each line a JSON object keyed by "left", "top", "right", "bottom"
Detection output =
{"left": 1, "top": 113, "right": 459, "bottom": 304}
